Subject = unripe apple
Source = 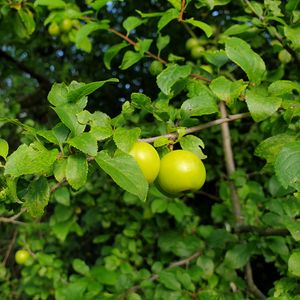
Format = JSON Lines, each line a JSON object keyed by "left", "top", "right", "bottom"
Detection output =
{"left": 15, "top": 249, "right": 30, "bottom": 265}
{"left": 61, "top": 18, "right": 73, "bottom": 32}
{"left": 48, "top": 22, "right": 60, "bottom": 36}
{"left": 129, "top": 142, "right": 160, "bottom": 184}
{"left": 157, "top": 150, "right": 206, "bottom": 194}
{"left": 185, "top": 38, "right": 199, "bottom": 50}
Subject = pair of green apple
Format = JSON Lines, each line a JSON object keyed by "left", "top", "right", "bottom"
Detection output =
{"left": 130, "top": 142, "right": 206, "bottom": 195}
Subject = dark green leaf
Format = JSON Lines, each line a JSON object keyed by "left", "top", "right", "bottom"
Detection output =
{"left": 157, "top": 64, "right": 192, "bottom": 95}
{"left": 66, "top": 154, "right": 88, "bottom": 190}
{"left": 275, "top": 142, "right": 300, "bottom": 190}
{"left": 73, "top": 259, "right": 90, "bottom": 276}
{"left": 5, "top": 143, "right": 58, "bottom": 177}
{"left": 158, "top": 271, "right": 181, "bottom": 291}
{"left": 23, "top": 177, "right": 50, "bottom": 218}
{"left": 224, "top": 243, "right": 255, "bottom": 269}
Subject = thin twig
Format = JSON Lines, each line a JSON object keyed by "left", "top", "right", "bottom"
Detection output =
{"left": 245, "top": 263, "right": 266, "bottom": 300}
{"left": 139, "top": 112, "right": 250, "bottom": 143}
{"left": 219, "top": 101, "right": 266, "bottom": 299}
{"left": 219, "top": 102, "right": 242, "bottom": 224}
{"left": 0, "top": 208, "right": 26, "bottom": 225}
{"left": 125, "top": 251, "right": 201, "bottom": 295}
{"left": 178, "top": 0, "right": 186, "bottom": 21}
{"left": 2, "top": 229, "right": 18, "bottom": 266}
{"left": 235, "top": 225, "right": 289, "bottom": 236}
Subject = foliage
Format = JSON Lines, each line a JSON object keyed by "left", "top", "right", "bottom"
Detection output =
{"left": 0, "top": 0, "right": 300, "bottom": 299}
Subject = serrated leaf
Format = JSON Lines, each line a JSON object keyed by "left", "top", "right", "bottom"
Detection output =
{"left": 48, "top": 83, "right": 68, "bottom": 106}
{"left": 180, "top": 135, "right": 207, "bottom": 159}
{"left": 73, "top": 259, "right": 90, "bottom": 276}
{"left": 225, "top": 37, "right": 266, "bottom": 84}
{"left": 66, "top": 154, "right": 88, "bottom": 190}
{"left": 159, "top": 271, "right": 181, "bottom": 291}
{"left": 113, "top": 127, "right": 141, "bottom": 153}
{"left": 131, "top": 93, "right": 153, "bottom": 112}
{"left": 119, "top": 50, "right": 143, "bottom": 70}
{"left": 123, "top": 16, "right": 145, "bottom": 34}
{"left": 53, "top": 104, "right": 86, "bottom": 136}
{"left": 157, "top": 8, "right": 179, "bottom": 31}
{"left": 209, "top": 76, "right": 246, "bottom": 104}
{"left": 76, "top": 21, "right": 110, "bottom": 52}
{"left": 285, "top": 219, "right": 300, "bottom": 242}
{"left": 284, "top": 26, "right": 300, "bottom": 49}
{"left": 224, "top": 243, "right": 255, "bottom": 269}
{"left": 275, "top": 142, "right": 300, "bottom": 190}
{"left": 203, "top": 50, "right": 228, "bottom": 68}
{"left": 196, "top": 256, "right": 214, "bottom": 279}
{"left": 23, "top": 177, "right": 50, "bottom": 218}
{"left": 68, "top": 132, "right": 98, "bottom": 156}
{"left": 104, "top": 42, "right": 128, "bottom": 69}
{"left": 181, "top": 84, "right": 218, "bottom": 116}
{"left": 255, "top": 134, "right": 296, "bottom": 165}
{"left": 135, "top": 38, "right": 152, "bottom": 55}
{"left": 67, "top": 79, "right": 119, "bottom": 103}
{"left": 246, "top": 88, "right": 282, "bottom": 122}
{"left": 185, "top": 18, "right": 213, "bottom": 37}
{"left": 53, "top": 186, "right": 70, "bottom": 206}
{"left": 223, "top": 24, "right": 252, "bottom": 36}
{"left": 95, "top": 150, "right": 148, "bottom": 201}
{"left": 288, "top": 250, "right": 300, "bottom": 277}
{"left": 154, "top": 137, "right": 170, "bottom": 147}
{"left": 268, "top": 80, "right": 300, "bottom": 96}
{"left": 157, "top": 64, "right": 192, "bottom": 95}
{"left": 5, "top": 143, "right": 58, "bottom": 177}
{"left": 53, "top": 159, "right": 67, "bottom": 182}
{"left": 0, "top": 139, "right": 9, "bottom": 159}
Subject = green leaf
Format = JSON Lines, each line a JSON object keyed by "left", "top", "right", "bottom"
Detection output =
{"left": 157, "top": 34, "right": 170, "bottom": 54}
{"left": 167, "top": 0, "right": 181, "bottom": 10}
{"left": 23, "top": 177, "right": 50, "bottom": 218}
{"left": 185, "top": 18, "right": 213, "bottom": 37}
{"left": 157, "top": 64, "right": 192, "bottom": 95}
{"left": 284, "top": 26, "right": 300, "bottom": 49}
{"left": 95, "top": 150, "right": 148, "bottom": 201}
{"left": 131, "top": 93, "right": 153, "bottom": 112}
{"left": 181, "top": 83, "right": 218, "bottom": 116}
{"left": 68, "top": 132, "right": 98, "bottom": 156}
{"left": 158, "top": 270, "right": 181, "bottom": 291}
{"left": 53, "top": 159, "right": 67, "bottom": 182}
{"left": 34, "top": 0, "right": 66, "bottom": 8}
{"left": 66, "top": 154, "right": 88, "bottom": 190}
{"left": 67, "top": 79, "right": 119, "bottom": 103}
{"left": 180, "top": 135, "right": 207, "bottom": 159}
{"left": 245, "top": 88, "right": 282, "bottom": 122}
{"left": 225, "top": 37, "right": 266, "bottom": 84}
{"left": 76, "top": 21, "right": 110, "bottom": 52}
{"left": 104, "top": 42, "right": 128, "bottom": 70}
{"left": 268, "top": 80, "right": 300, "bottom": 96}
{"left": 223, "top": 24, "right": 252, "bottom": 36}
{"left": 167, "top": 202, "right": 185, "bottom": 222}
{"left": 203, "top": 50, "right": 228, "bottom": 68}
{"left": 48, "top": 83, "right": 68, "bottom": 106}
{"left": 255, "top": 134, "right": 296, "bottom": 167}
{"left": 113, "top": 127, "right": 141, "bottom": 153}
{"left": 73, "top": 259, "right": 90, "bottom": 276}
{"left": 119, "top": 50, "right": 143, "bottom": 70}
{"left": 196, "top": 256, "right": 214, "bottom": 279}
{"left": 53, "top": 186, "right": 70, "bottom": 206}
{"left": 151, "top": 198, "right": 169, "bottom": 213}
{"left": 123, "top": 16, "right": 145, "bottom": 34}
{"left": 224, "top": 243, "right": 255, "bottom": 269}
{"left": 157, "top": 8, "right": 179, "bottom": 31}
{"left": 285, "top": 219, "right": 300, "bottom": 242}
{"left": 135, "top": 38, "right": 153, "bottom": 55}
{"left": 18, "top": 10, "right": 35, "bottom": 36}
{"left": 288, "top": 250, "right": 300, "bottom": 277}
{"left": 275, "top": 142, "right": 300, "bottom": 190}
{"left": 5, "top": 143, "right": 58, "bottom": 177}
{"left": 209, "top": 76, "right": 246, "bottom": 104}
{"left": 90, "top": 266, "right": 118, "bottom": 285}
{"left": 0, "top": 139, "right": 9, "bottom": 159}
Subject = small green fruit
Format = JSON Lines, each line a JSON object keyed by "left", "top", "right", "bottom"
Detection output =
{"left": 61, "top": 18, "right": 73, "bottom": 32}
{"left": 191, "top": 46, "right": 204, "bottom": 59}
{"left": 185, "top": 38, "right": 199, "bottom": 50}
{"left": 278, "top": 49, "right": 292, "bottom": 64}
{"left": 48, "top": 22, "right": 60, "bottom": 36}
{"left": 15, "top": 249, "right": 30, "bottom": 265}
{"left": 149, "top": 61, "right": 164, "bottom": 76}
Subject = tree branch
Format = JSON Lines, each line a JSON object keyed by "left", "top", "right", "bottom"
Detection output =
{"left": 140, "top": 112, "right": 250, "bottom": 143}
{"left": 219, "top": 101, "right": 266, "bottom": 299}
{"left": 124, "top": 251, "right": 201, "bottom": 296}
{"left": 178, "top": 0, "right": 186, "bottom": 21}
{"left": 0, "top": 49, "right": 51, "bottom": 90}
{"left": 235, "top": 225, "right": 289, "bottom": 236}
{"left": 0, "top": 208, "right": 26, "bottom": 225}
{"left": 2, "top": 229, "right": 18, "bottom": 266}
